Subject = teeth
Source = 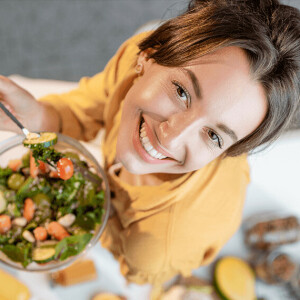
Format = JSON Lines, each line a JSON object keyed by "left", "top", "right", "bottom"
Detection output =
{"left": 148, "top": 148, "right": 158, "bottom": 157}
{"left": 142, "top": 136, "right": 150, "bottom": 143}
{"left": 144, "top": 142, "right": 153, "bottom": 151}
{"left": 156, "top": 153, "right": 164, "bottom": 159}
{"left": 139, "top": 120, "right": 167, "bottom": 159}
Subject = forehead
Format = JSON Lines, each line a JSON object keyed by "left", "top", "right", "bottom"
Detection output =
{"left": 189, "top": 46, "right": 252, "bottom": 79}
{"left": 203, "top": 46, "right": 249, "bottom": 63}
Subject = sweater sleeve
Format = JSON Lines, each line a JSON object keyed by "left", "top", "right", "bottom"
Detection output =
{"left": 38, "top": 33, "right": 143, "bottom": 141}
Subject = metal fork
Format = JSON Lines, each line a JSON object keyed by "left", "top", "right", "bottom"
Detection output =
{"left": 0, "top": 101, "right": 39, "bottom": 137}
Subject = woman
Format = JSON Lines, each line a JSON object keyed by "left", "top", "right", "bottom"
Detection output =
{"left": 0, "top": 0, "right": 299, "bottom": 294}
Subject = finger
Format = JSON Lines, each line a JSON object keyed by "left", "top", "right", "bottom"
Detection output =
{"left": 0, "top": 75, "right": 18, "bottom": 95}
{"left": 0, "top": 75, "right": 35, "bottom": 106}
{"left": 0, "top": 110, "right": 22, "bottom": 133}
{"left": 0, "top": 100, "right": 15, "bottom": 115}
{"left": 0, "top": 99, "right": 26, "bottom": 133}
{"left": 0, "top": 99, "right": 23, "bottom": 123}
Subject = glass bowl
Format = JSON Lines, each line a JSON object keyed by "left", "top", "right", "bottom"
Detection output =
{"left": 0, "top": 133, "right": 110, "bottom": 272}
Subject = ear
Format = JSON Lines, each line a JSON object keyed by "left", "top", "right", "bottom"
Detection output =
{"left": 137, "top": 49, "right": 156, "bottom": 71}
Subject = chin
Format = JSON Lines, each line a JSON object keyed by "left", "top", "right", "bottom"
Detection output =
{"left": 119, "top": 157, "right": 146, "bottom": 174}
{"left": 123, "top": 162, "right": 145, "bottom": 174}
{"left": 115, "top": 146, "right": 142, "bottom": 174}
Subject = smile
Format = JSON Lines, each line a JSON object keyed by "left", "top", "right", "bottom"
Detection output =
{"left": 139, "top": 119, "right": 167, "bottom": 160}
{"left": 132, "top": 116, "right": 174, "bottom": 165}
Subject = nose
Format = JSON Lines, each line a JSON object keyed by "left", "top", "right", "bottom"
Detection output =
{"left": 157, "top": 112, "right": 200, "bottom": 152}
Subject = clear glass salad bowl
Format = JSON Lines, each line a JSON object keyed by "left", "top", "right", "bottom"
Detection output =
{"left": 0, "top": 133, "right": 110, "bottom": 272}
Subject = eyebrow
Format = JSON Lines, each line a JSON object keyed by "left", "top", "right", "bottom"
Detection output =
{"left": 179, "top": 68, "right": 238, "bottom": 143}
{"left": 179, "top": 67, "right": 202, "bottom": 99}
{"left": 216, "top": 123, "right": 238, "bottom": 143}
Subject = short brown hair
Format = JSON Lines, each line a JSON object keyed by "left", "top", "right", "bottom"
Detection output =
{"left": 138, "top": 0, "right": 300, "bottom": 156}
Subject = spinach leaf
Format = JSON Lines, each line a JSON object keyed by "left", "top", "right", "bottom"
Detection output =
{"left": 89, "top": 190, "right": 105, "bottom": 224}
{"left": 16, "top": 177, "right": 34, "bottom": 203}
{"left": 56, "top": 172, "right": 84, "bottom": 203}
{"left": 75, "top": 215, "right": 95, "bottom": 230}
{"left": 54, "top": 233, "right": 93, "bottom": 261}
{"left": 17, "top": 177, "right": 51, "bottom": 203}
{"left": 0, "top": 178, "right": 6, "bottom": 187}
{"left": 53, "top": 172, "right": 85, "bottom": 216}
{"left": 31, "top": 145, "right": 62, "bottom": 167}
{"left": 0, "top": 167, "right": 13, "bottom": 178}
{"left": 0, "top": 235, "right": 10, "bottom": 245}
{"left": 0, "top": 243, "right": 32, "bottom": 267}
{"left": 75, "top": 190, "right": 105, "bottom": 228}
{"left": 89, "top": 207, "right": 105, "bottom": 224}
{"left": 78, "top": 181, "right": 96, "bottom": 206}
{"left": 0, "top": 167, "right": 12, "bottom": 187}
{"left": 92, "top": 190, "right": 105, "bottom": 206}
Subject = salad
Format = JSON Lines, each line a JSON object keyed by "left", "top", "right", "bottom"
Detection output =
{"left": 0, "top": 133, "right": 105, "bottom": 267}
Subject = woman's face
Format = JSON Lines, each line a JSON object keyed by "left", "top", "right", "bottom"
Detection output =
{"left": 116, "top": 46, "right": 267, "bottom": 174}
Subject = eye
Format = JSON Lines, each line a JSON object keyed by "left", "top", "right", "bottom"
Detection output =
{"left": 172, "top": 80, "right": 190, "bottom": 107}
{"left": 206, "top": 128, "right": 224, "bottom": 149}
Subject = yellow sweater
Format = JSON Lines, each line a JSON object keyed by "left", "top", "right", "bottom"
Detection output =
{"left": 39, "top": 32, "right": 250, "bottom": 286}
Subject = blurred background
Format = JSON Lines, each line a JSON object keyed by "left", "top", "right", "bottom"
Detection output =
{"left": 0, "top": 0, "right": 189, "bottom": 81}
{"left": 1, "top": 0, "right": 297, "bottom": 82}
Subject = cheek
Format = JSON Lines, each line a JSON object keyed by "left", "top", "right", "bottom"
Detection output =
{"left": 183, "top": 140, "right": 220, "bottom": 171}
{"left": 124, "top": 74, "right": 175, "bottom": 116}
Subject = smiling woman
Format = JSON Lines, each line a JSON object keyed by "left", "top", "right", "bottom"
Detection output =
{"left": 0, "top": 0, "right": 300, "bottom": 298}
{"left": 116, "top": 46, "right": 267, "bottom": 174}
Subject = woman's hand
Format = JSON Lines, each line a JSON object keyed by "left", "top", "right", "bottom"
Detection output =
{"left": 0, "top": 75, "right": 60, "bottom": 133}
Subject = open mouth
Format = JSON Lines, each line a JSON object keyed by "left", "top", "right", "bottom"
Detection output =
{"left": 139, "top": 117, "right": 168, "bottom": 160}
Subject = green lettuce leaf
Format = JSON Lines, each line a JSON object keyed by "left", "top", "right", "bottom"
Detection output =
{"left": 54, "top": 233, "right": 93, "bottom": 261}
{"left": 0, "top": 243, "right": 32, "bottom": 267}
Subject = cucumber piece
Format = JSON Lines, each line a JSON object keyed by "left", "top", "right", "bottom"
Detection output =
{"left": 32, "top": 247, "right": 56, "bottom": 263}
{"left": 214, "top": 256, "right": 256, "bottom": 300}
{"left": 23, "top": 132, "right": 58, "bottom": 149}
{"left": 0, "top": 191, "right": 7, "bottom": 213}
{"left": 38, "top": 240, "right": 58, "bottom": 248}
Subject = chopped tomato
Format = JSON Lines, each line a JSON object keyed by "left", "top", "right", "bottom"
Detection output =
{"left": 38, "top": 161, "right": 48, "bottom": 174}
{"left": 57, "top": 158, "right": 74, "bottom": 180}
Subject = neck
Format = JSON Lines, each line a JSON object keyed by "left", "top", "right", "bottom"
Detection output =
{"left": 118, "top": 166, "right": 183, "bottom": 186}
